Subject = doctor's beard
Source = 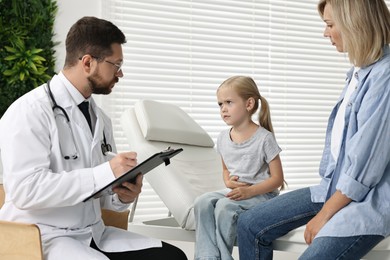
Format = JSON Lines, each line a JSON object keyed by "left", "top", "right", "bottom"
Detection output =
{"left": 88, "top": 72, "right": 118, "bottom": 95}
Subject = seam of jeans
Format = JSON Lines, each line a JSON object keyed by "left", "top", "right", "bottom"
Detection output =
{"left": 256, "top": 210, "right": 317, "bottom": 239}
{"left": 254, "top": 211, "right": 318, "bottom": 260}
{"left": 335, "top": 235, "right": 384, "bottom": 260}
{"left": 335, "top": 235, "right": 363, "bottom": 260}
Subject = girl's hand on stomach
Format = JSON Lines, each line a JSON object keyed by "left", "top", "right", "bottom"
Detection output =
{"left": 225, "top": 175, "right": 250, "bottom": 189}
{"left": 226, "top": 186, "right": 252, "bottom": 201}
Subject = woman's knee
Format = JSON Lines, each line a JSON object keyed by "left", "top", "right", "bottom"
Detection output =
{"left": 237, "top": 211, "right": 249, "bottom": 231}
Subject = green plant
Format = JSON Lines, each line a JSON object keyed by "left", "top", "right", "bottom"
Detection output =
{"left": 4, "top": 43, "right": 50, "bottom": 84}
{"left": 0, "top": 0, "right": 58, "bottom": 117}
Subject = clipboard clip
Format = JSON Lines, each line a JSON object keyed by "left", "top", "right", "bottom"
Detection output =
{"left": 162, "top": 146, "right": 174, "bottom": 165}
{"left": 163, "top": 157, "right": 171, "bottom": 166}
{"left": 163, "top": 146, "right": 173, "bottom": 152}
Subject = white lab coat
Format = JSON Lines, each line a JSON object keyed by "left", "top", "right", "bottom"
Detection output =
{"left": 0, "top": 74, "right": 161, "bottom": 260}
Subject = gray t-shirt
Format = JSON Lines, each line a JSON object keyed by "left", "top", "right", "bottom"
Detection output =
{"left": 217, "top": 127, "right": 281, "bottom": 185}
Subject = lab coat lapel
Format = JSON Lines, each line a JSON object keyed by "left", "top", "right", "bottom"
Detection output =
{"left": 90, "top": 100, "right": 106, "bottom": 166}
{"left": 49, "top": 76, "right": 93, "bottom": 141}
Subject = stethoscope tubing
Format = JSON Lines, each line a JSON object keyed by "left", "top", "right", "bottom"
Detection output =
{"left": 47, "top": 80, "right": 71, "bottom": 122}
{"left": 46, "top": 80, "right": 112, "bottom": 158}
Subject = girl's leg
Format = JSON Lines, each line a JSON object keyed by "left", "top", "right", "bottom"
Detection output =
{"left": 214, "top": 193, "right": 274, "bottom": 260}
{"left": 237, "top": 187, "right": 322, "bottom": 260}
{"left": 299, "top": 235, "right": 384, "bottom": 260}
{"left": 194, "top": 190, "right": 226, "bottom": 260}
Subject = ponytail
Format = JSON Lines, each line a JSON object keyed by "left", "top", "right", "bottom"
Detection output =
{"left": 258, "top": 96, "right": 274, "bottom": 133}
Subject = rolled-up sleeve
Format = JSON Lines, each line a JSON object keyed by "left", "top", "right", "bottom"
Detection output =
{"left": 336, "top": 69, "right": 390, "bottom": 202}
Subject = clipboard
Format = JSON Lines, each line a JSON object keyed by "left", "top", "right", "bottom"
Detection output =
{"left": 83, "top": 147, "right": 183, "bottom": 202}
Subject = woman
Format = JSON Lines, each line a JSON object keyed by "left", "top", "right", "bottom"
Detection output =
{"left": 237, "top": 0, "right": 390, "bottom": 259}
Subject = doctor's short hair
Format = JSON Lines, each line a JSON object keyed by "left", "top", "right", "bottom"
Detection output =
{"left": 64, "top": 16, "right": 126, "bottom": 68}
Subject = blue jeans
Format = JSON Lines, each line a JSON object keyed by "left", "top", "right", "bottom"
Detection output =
{"left": 237, "top": 187, "right": 384, "bottom": 260}
{"left": 194, "top": 189, "right": 276, "bottom": 260}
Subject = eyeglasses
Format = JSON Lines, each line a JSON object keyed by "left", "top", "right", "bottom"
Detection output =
{"left": 79, "top": 55, "right": 123, "bottom": 73}
{"left": 104, "top": 60, "right": 123, "bottom": 73}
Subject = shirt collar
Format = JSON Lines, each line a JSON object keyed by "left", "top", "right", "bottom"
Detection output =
{"left": 346, "top": 45, "right": 390, "bottom": 82}
{"left": 58, "top": 71, "right": 91, "bottom": 105}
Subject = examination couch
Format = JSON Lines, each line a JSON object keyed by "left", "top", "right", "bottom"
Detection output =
{"left": 121, "top": 99, "right": 390, "bottom": 260}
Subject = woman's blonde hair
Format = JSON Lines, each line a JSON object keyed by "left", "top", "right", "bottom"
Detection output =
{"left": 318, "top": 0, "right": 390, "bottom": 67}
{"left": 217, "top": 76, "right": 274, "bottom": 133}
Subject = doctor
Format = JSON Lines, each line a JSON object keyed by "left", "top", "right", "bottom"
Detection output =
{"left": 0, "top": 16, "right": 187, "bottom": 260}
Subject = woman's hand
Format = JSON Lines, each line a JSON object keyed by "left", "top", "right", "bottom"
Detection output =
{"left": 304, "top": 211, "right": 329, "bottom": 244}
{"left": 304, "top": 190, "right": 352, "bottom": 244}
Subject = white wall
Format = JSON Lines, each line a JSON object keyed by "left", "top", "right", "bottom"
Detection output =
{"left": 53, "top": 0, "right": 102, "bottom": 72}
{"left": 53, "top": 0, "right": 103, "bottom": 106}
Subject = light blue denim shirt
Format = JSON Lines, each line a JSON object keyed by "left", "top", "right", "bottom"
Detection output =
{"left": 310, "top": 45, "right": 390, "bottom": 238}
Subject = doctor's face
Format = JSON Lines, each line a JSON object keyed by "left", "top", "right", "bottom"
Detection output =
{"left": 88, "top": 43, "right": 124, "bottom": 95}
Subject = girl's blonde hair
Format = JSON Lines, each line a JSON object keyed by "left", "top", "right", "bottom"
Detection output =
{"left": 318, "top": 0, "right": 390, "bottom": 67}
{"left": 217, "top": 76, "right": 274, "bottom": 133}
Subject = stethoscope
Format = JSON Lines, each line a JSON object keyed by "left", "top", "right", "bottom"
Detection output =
{"left": 46, "top": 80, "right": 112, "bottom": 160}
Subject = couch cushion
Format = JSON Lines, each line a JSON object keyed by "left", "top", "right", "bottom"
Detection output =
{"left": 134, "top": 100, "right": 214, "bottom": 147}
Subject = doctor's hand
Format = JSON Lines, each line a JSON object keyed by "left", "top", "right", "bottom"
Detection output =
{"left": 109, "top": 152, "right": 137, "bottom": 178}
{"left": 113, "top": 174, "right": 143, "bottom": 204}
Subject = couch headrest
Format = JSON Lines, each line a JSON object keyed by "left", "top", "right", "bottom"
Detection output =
{"left": 134, "top": 100, "right": 214, "bottom": 147}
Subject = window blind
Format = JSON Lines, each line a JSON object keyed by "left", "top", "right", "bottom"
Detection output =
{"left": 101, "top": 0, "right": 390, "bottom": 222}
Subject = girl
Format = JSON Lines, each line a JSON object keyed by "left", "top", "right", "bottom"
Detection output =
{"left": 237, "top": 0, "right": 390, "bottom": 259}
{"left": 194, "top": 76, "right": 285, "bottom": 260}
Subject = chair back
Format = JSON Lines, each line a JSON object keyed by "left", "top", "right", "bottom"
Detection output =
{"left": 0, "top": 184, "right": 5, "bottom": 208}
{"left": 0, "top": 185, "right": 43, "bottom": 260}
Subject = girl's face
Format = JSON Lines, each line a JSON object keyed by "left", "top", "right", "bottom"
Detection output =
{"left": 322, "top": 4, "right": 344, "bottom": 52}
{"left": 217, "top": 87, "right": 251, "bottom": 127}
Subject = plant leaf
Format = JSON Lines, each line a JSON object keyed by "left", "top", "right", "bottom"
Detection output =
{"left": 4, "top": 46, "right": 17, "bottom": 53}
{"left": 32, "top": 55, "right": 46, "bottom": 62}
{"left": 4, "top": 55, "right": 19, "bottom": 61}
{"left": 29, "top": 61, "right": 38, "bottom": 72}
{"left": 3, "top": 70, "right": 14, "bottom": 76}
{"left": 31, "top": 48, "right": 43, "bottom": 54}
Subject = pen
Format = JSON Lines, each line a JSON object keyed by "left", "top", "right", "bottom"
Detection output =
{"left": 105, "top": 151, "right": 117, "bottom": 157}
